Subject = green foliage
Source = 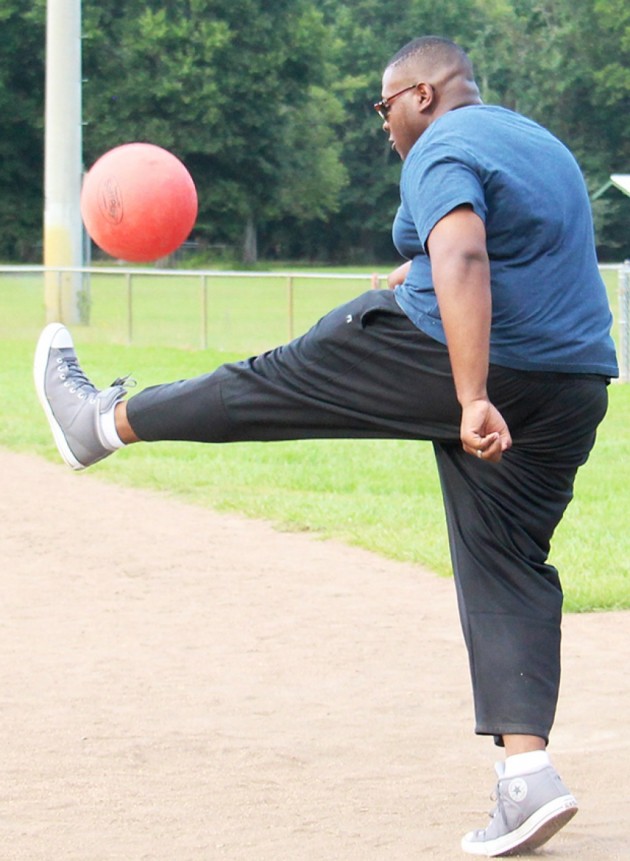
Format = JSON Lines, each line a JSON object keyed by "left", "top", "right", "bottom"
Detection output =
{"left": 82, "top": 3, "right": 229, "bottom": 153}
{"left": 0, "top": 0, "right": 46, "bottom": 260}
{"left": 82, "top": 0, "right": 343, "bottom": 258}
{"left": 313, "top": 0, "right": 488, "bottom": 261}
{"left": 273, "top": 87, "right": 349, "bottom": 221}
{"left": 1, "top": 0, "right": 629, "bottom": 263}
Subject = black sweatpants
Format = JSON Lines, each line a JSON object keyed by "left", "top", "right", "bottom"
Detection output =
{"left": 127, "top": 290, "right": 609, "bottom": 744}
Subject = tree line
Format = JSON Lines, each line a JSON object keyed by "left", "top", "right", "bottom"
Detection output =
{"left": 1, "top": 0, "right": 629, "bottom": 264}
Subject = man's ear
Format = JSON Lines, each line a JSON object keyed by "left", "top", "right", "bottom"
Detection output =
{"left": 416, "top": 82, "right": 435, "bottom": 111}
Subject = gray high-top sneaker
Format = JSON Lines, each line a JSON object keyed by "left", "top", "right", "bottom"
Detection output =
{"left": 461, "top": 763, "right": 578, "bottom": 856}
{"left": 34, "top": 323, "right": 130, "bottom": 470}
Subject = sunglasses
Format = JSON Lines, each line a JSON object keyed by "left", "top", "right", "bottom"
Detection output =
{"left": 373, "top": 82, "right": 420, "bottom": 121}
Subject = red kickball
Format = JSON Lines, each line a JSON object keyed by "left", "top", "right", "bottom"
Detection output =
{"left": 80, "top": 142, "right": 198, "bottom": 262}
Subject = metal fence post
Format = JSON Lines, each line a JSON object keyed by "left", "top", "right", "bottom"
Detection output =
{"left": 619, "top": 261, "right": 630, "bottom": 382}
{"left": 126, "top": 271, "right": 133, "bottom": 345}
{"left": 287, "top": 275, "right": 294, "bottom": 342}
{"left": 201, "top": 274, "right": 208, "bottom": 350}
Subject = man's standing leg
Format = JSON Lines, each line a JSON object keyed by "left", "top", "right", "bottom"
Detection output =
{"left": 435, "top": 369, "right": 608, "bottom": 855}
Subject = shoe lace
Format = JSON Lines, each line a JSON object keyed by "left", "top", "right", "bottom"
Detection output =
{"left": 58, "top": 354, "right": 136, "bottom": 397}
{"left": 487, "top": 784, "right": 508, "bottom": 830}
{"left": 110, "top": 374, "right": 137, "bottom": 390}
{"left": 58, "top": 354, "right": 98, "bottom": 394}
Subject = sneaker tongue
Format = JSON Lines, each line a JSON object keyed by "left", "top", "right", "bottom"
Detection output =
{"left": 494, "top": 761, "right": 506, "bottom": 778}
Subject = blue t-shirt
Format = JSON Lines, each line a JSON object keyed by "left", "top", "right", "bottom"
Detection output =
{"left": 393, "top": 105, "right": 619, "bottom": 376}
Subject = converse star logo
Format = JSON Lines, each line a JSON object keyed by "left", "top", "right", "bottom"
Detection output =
{"left": 508, "top": 777, "right": 528, "bottom": 802}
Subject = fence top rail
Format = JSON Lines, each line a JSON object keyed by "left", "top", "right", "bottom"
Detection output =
{"left": 0, "top": 264, "right": 390, "bottom": 280}
{"left": 1, "top": 262, "right": 626, "bottom": 278}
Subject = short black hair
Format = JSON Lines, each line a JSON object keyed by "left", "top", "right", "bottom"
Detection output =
{"left": 387, "top": 36, "right": 472, "bottom": 75}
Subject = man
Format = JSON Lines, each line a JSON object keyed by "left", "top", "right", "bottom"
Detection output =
{"left": 35, "top": 36, "right": 618, "bottom": 857}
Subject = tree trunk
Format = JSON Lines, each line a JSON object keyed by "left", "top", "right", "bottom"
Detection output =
{"left": 242, "top": 214, "right": 258, "bottom": 264}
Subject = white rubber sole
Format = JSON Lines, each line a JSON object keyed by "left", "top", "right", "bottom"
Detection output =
{"left": 33, "top": 323, "right": 84, "bottom": 470}
{"left": 461, "top": 794, "right": 578, "bottom": 857}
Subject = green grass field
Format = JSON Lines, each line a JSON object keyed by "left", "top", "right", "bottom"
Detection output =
{"left": 1, "top": 266, "right": 628, "bottom": 612}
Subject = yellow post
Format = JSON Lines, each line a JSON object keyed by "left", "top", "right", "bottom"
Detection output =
{"left": 44, "top": 0, "right": 84, "bottom": 323}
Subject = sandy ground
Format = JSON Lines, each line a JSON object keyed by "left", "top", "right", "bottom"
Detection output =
{"left": 0, "top": 447, "right": 628, "bottom": 861}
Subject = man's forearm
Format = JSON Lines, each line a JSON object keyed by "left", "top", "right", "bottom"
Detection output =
{"left": 426, "top": 208, "right": 492, "bottom": 406}
{"left": 433, "top": 253, "right": 491, "bottom": 406}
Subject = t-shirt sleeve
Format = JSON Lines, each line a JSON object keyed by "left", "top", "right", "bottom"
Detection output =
{"left": 401, "top": 141, "right": 488, "bottom": 251}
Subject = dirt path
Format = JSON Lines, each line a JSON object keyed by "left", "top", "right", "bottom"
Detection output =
{"left": 0, "top": 448, "right": 627, "bottom": 860}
